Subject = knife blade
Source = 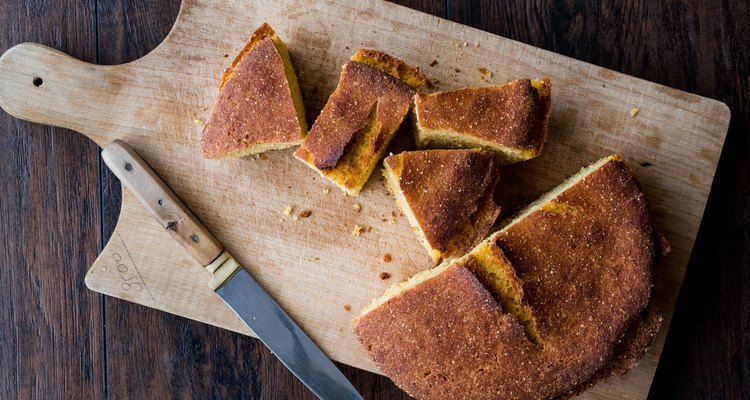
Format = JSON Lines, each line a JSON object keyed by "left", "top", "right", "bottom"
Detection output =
{"left": 101, "top": 139, "right": 362, "bottom": 400}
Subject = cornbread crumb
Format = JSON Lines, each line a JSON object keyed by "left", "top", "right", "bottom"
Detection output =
{"left": 380, "top": 272, "right": 392, "bottom": 280}
{"left": 383, "top": 253, "right": 393, "bottom": 262}
{"left": 323, "top": 187, "right": 330, "bottom": 194}
{"left": 193, "top": 118, "right": 204, "bottom": 125}
{"left": 462, "top": 41, "right": 468, "bottom": 47}
{"left": 390, "top": 218, "right": 397, "bottom": 224}
{"left": 477, "top": 67, "right": 493, "bottom": 79}
{"left": 299, "top": 210, "right": 312, "bottom": 218}
{"left": 353, "top": 203, "right": 362, "bottom": 212}
{"left": 343, "top": 304, "right": 352, "bottom": 312}
{"left": 630, "top": 107, "right": 640, "bottom": 117}
{"left": 283, "top": 206, "right": 293, "bottom": 216}
{"left": 353, "top": 225, "right": 364, "bottom": 236}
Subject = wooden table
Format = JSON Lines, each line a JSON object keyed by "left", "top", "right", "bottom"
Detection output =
{"left": 0, "top": 1, "right": 747, "bottom": 398}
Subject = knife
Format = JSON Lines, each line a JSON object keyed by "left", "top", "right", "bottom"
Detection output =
{"left": 101, "top": 139, "right": 363, "bottom": 400}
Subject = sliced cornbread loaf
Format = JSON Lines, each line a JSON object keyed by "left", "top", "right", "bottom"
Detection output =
{"left": 353, "top": 155, "right": 662, "bottom": 399}
{"left": 295, "top": 49, "right": 426, "bottom": 195}
{"left": 414, "top": 78, "right": 551, "bottom": 163}
{"left": 201, "top": 23, "right": 307, "bottom": 158}
{"left": 383, "top": 149, "right": 500, "bottom": 263}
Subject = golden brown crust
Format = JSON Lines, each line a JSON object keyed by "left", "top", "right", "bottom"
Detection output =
{"left": 219, "top": 22, "right": 276, "bottom": 90}
{"left": 294, "top": 57, "right": 417, "bottom": 194}
{"left": 351, "top": 48, "right": 427, "bottom": 91}
{"left": 202, "top": 28, "right": 304, "bottom": 158}
{"left": 353, "top": 264, "right": 537, "bottom": 400}
{"left": 384, "top": 149, "right": 500, "bottom": 262}
{"left": 488, "top": 157, "right": 656, "bottom": 393}
{"left": 557, "top": 305, "right": 663, "bottom": 399}
{"left": 354, "top": 157, "right": 658, "bottom": 399}
{"left": 415, "top": 78, "right": 551, "bottom": 162}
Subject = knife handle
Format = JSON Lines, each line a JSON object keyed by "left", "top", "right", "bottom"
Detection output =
{"left": 101, "top": 139, "right": 224, "bottom": 267}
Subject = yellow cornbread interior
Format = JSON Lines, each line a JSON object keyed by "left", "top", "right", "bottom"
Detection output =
{"left": 351, "top": 50, "right": 426, "bottom": 90}
{"left": 413, "top": 113, "right": 534, "bottom": 164}
{"left": 465, "top": 242, "right": 542, "bottom": 346}
{"left": 414, "top": 79, "right": 550, "bottom": 164}
{"left": 318, "top": 104, "right": 390, "bottom": 195}
{"left": 382, "top": 157, "right": 442, "bottom": 261}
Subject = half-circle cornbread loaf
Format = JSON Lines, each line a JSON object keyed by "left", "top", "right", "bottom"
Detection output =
{"left": 294, "top": 49, "right": 426, "bottom": 195}
{"left": 201, "top": 23, "right": 307, "bottom": 158}
{"left": 414, "top": 78, "right": 551, "bottom": 163}
{"left": 383, "top": 149, "right": 500, "bottom": 263}
{"left": 353, "top": 155, "right": 662, "bottom": 399}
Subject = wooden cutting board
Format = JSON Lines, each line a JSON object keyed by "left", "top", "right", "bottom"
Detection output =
{"left": 0, "top": 0, "right": 730, "bottom": 398}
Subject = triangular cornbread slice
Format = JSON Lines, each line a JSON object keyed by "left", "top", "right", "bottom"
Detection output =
{"left": 201, "top": 23, "right": 307, "bottom": 158}
{"left": 354, "top": 155, "right": 662, "bottom": 399}
{"left": 294, "top": 49, "right": 426, "bottom": 195}
{"left": 414, "top": 78, "right": 551, "bottom": 163}
{"left": 383, "top": 149, "right": 500, "bottom": 263}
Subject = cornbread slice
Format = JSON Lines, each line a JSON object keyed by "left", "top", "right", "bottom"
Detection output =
{"left": 354, "top": 155, "right": 661, "bottom": 399}
{"left": 294, "top": 49, "right": 426, "bottom": 195}
{"left": 201, "top": 23, "right": 307, "bottom": 158}
{"left": 353, "top": 262, "right": 537, "bottom": 400}
{"left": 383, "top": 149, "right": 500, "bottom": 263}
{"left": 414, "top": 78, "right": 551, "bottom": 163}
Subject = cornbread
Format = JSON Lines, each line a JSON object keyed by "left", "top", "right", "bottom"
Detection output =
{"left": 201, "top": 23, "right": 307, "bottom": 158}
{"left": 354, "top": 262, "right": 537, "bottom": 400}
{"left": 294, "top": 49, "right": 426, "bottom": 195}
{"left": 382, "top": 149, "right": 500, "bottom": 263}
{"left": 353, "top": 155, "right": 662, "bottom": 399}
{"left": 413, "top": 78, "right": 551, "bottom": 163}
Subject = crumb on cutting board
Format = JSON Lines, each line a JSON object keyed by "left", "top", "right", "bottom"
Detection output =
{"left": 630, "top": 107, "right": 641, "bottom": 117}
{"left": 283, "top": 206, "right": 293, "bottom": 216}
{"left": 353, "top": 225, "right": 363, "bottom": 236}
{"left": 299, "top": 210, "right": 312, "bottom": 218}
{"left": 429, "top": 60, "right": 438, "bottom": 67}
{"left": 343, "top": 304, "right": 351, "bottom": 312}
{"left": 383, "top": 253, "right": 393, "bottom": 262}
{"left": 353, "top": 203, "right": 362, "bottom": 212}
{"left": 379, "top": 272, "right": 392, "bottom": 280}
{"left": 193, "top": 118, "right": 204, "bottom": 125}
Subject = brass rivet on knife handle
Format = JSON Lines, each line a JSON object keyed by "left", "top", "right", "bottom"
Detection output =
{"left": 101, "top": 139, "right": 224, "bottom": 267}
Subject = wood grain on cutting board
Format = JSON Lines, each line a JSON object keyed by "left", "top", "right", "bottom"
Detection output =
{"left": 0, "top": 0, "right": 729, "bottom": 398}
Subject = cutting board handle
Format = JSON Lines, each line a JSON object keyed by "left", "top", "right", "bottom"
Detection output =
{"left": 0, "top": 43, "right": 125, "bottom": 146}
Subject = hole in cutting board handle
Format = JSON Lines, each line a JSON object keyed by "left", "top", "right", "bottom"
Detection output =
{"left": 32, "top": 76, "right": 43, "bottom": 87}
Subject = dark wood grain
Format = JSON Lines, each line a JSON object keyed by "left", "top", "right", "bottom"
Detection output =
{"left": 0, "top": 1, "right": 104, "bottom": 399}
{"left": 0, "top": 0, "right": 747, "bottom": 399}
